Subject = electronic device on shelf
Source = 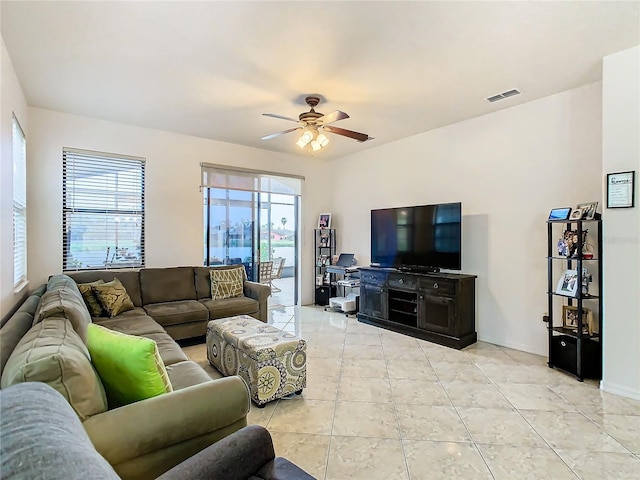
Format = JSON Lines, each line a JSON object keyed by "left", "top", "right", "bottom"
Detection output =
{"left": 370, "top": 202, "right": 462, "bottom": 271}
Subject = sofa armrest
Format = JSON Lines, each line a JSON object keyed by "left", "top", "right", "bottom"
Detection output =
{"left": 243, "top": 281, "right": 271, "bottom": 322}
{"left": 157, "top": 424, "right": 275, "bottom": 480}
{"left": 83, "top": 376, "right": 250, "bottom": 466}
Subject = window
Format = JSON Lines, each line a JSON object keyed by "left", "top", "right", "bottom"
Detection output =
{"left": 63, "top": 148, "right": 145, "bottom": 270}
{"left": 12, "top": 115, "right": 27, "bottom": 286}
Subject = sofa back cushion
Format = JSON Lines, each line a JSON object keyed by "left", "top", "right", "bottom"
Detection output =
{"left": 0, "top": 317, "right": 108, "bottom": 421}
{"left": 194, "top": 265, "right": 247, "bottom": 300}
{"left": 140, "top": 267, "right": 197, "bottom": 305}
{"left": 35, "top": 286, "right": 92, "bottom": 343}
{"left": 47, "top": 274, "right": 83, "bottom": 297}
{"left": 0, "top": 292, "right": 43, "bottom": 376}
{"left": 67, "top": 270, "right": 143, "bottom": 307}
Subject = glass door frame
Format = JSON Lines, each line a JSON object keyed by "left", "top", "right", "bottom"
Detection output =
{"left": 204, "top": 187, "right": 299, "bottom": 306}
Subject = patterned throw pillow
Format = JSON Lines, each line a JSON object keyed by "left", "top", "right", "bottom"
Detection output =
{"left": 86, "top": 324, "right": 172, "bottom": 408}
{"left": 77, "top": 280, "right": 105, "bottom": 317}
{"left": 210, "top": 267, "right": 244, "bottom": 300}
{"left": 91, "top": 278, "right": 134, "bottom": 318}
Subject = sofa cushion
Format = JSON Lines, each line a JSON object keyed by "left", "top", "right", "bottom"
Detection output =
{"left": 35, "top": 286, "right": 92, "bottom": 343}
{"left": 0, "top": 317, "right": 108, "bottom": 420}
{"left": 165, "top": 361, "right": 215, "bottom": 390}
{"left": 100, "top": 306, "right": 148, "bottom": 321}
{"left": 47, "top": 274, "right": 83, "bottom": 297}
{"left": 68, "top": 270, "right": 143, "bottom": 307}
{"left": 140, "top": 267, "right": 197, "bottom": 305}
{"left": 200, "top": 296, "right": 259, "bottom": 320}
{"left": 144, "top": 300, "right": 209, "bottom": 327}
{"left": 194, "top": 265, "right": 247, "bottom": 300}
{"left": 140, "top": 332, "right": 191, "bottom": 366}
{"left": 1, "top": 293, "right": 43, "bottom": 374}
{"left": 92, "top": 278, "right": 135, "bottom": 317}
{"left": 210, "top": 267, "right": 245, "bottom": 300}
{"left": 77, "top": 280, "right": 105, "bottom": 317}
{"left": 87, "top": 324, "right": 173, "bottom": 408}
{"left": 96, "top": 313, "right": 167, "bottom": 337}
{"left": 0, "top": 382, "right": 120, "bottom": 480}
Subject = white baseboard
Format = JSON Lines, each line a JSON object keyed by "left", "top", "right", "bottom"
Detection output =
{"left": 476, "top": 335, "right": 547, "bottom": 357}
{"left": 600, "top": 380, "right": 640, "bottom": 400}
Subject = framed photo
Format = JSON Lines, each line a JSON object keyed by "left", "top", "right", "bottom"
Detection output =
{"left": 555, "top": 269, "right": 579, "bottom": 297}
{"left": 318, "top": 213, "right": 331, "bottom": 229}
{"left": 607, "top": 171, "right": 635, "bottom": 208}
{"left": 569, "top": 207, "right": 584, "bottom": 221}
{"left": 577, "top": 202, "right": 598, "bottom": 220}
{"left": 562, "top": 305, "right": 592, "bottom": 335}
{"left": 548, "top": 207, "right": 572, "bottom": 221}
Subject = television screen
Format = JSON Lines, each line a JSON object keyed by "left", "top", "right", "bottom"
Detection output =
{"left": 371, "top": 202, "right": 462, "bottom": 270}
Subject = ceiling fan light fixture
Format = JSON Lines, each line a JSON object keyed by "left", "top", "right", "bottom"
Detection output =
{"left": 296, "top": 129, "right": 314, "bottom": 149}
{"left": 310, "top": 139, "right": 322, "bottom": 151}
{"left": 316, "top": 133, "right": 329, "bottom": 148}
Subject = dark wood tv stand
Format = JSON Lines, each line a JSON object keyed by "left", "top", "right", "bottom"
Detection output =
{"left": 357, "top": 267, "right": 477, "bottom": 349}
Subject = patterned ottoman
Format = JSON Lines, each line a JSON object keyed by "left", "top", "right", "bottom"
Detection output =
{"left": 206, "top": 315, "right": 307, "bottom": 406}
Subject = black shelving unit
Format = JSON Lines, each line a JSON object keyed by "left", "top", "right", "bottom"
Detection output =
{"left": 547, "top": 217, "right": 603, "bottom": 380}
{"left": 314, "top": 228, "right": 336, "bottom": 305}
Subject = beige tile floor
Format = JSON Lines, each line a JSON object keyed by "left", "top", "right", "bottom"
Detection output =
{"left": 182, "top": 305, "right": 640, "bottom": 480}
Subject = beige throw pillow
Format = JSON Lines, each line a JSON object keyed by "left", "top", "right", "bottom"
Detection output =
{"left": 78, "top": 280, "right": 105, "bottom": 317}
{"left": 210, "top": 267, "right": 244, "bottom": 300}
{"left": 92, "top": 278, "right": 135, "bottom": 318}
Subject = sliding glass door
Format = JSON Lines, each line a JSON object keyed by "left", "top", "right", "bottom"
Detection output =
{"left": 202, "top": 165, "right": 302, "bottom": 307}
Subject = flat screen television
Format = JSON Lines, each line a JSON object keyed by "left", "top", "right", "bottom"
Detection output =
{"left": 371, "top": 202, "right": 462, "bottom": 271}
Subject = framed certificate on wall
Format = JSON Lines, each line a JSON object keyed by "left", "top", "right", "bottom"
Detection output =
{"left": 607, "top": 171, "right": 635, "bottom": 208}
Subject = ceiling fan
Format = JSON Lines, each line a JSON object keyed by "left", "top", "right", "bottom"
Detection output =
{"left": 261, "top": 95, "right": 372, "bottom": 152}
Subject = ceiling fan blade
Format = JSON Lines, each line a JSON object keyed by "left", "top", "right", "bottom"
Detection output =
{"left": 323, "top": 125, "right": 372, "bottom": 143}
{"left": 261, "top": 127, "right": 302, "bottom": 141}
{"left": 262, "top": 113, "right": 299, "bottom": 123}
{"left": 316, "top": 110, "right": 349, "bottom": 125}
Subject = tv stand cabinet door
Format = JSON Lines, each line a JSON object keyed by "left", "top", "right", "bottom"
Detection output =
{"left": 418, "top": 294, "right": 456, "bottom": 335}
{"left": 360, "top": 284, "right": 388, "bottom": 320}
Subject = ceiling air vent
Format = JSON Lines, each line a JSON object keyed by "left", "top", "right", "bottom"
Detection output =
{"left": 486, "top": 88, "right": 522, "bottom": 103}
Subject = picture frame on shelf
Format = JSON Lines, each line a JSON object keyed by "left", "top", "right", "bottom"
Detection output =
{"left": 555, "top": 269, "right": 579, "bottom": 297}
{"left": 562, "top": 305, "right": 591, "bottom": 335}
{"left": 318, "top": 213, "right": 332, "bottom": 229}
{"left": 319, "top": 232, "right": 330, "bottom": 247}
{"left": 607, "top": 170, "right": 635, "bottom": 208}
{"left": 548, "top": 207, "right": 572, "bottom": 221}
{"left": 577, "top": 201, "right": 598, "bottom": 220}
{"left": 569, "top": 207, "right": 584, "bottom": 221}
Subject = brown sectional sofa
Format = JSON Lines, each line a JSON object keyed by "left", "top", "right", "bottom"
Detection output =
{"left": 67, "top": 264, "right": 271, "bottom": 340}
{"left": 0, "top": 265, "right": 271, "bottom": 480}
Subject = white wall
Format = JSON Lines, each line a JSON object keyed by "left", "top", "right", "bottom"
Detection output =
{"left": 0, "top": 38, "right": 29, "bottom": 319}
{"left": 26, "top": 108, "right": 331, "bottom": 305}
{"left": 330, "top": 84, "right": 603, "bottom": 355}
{"left": 601, "top": 46, "right": 640, "bottom": 400}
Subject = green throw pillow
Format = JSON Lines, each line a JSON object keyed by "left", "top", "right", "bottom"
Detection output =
{"left": 210, "top": 267, "right": 244, "bottom": 300}
{"left": 78, "top": 280, "right": 105, "bottom": 317}
{"left": 91, "top": 278, "right": 134, "bottom": 317}
{"left": 86, "top": 324, "right": 172, "bottom": 408}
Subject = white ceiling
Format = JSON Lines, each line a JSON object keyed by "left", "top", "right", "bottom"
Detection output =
{"left": 2, "top": 1, "right": 639, "bottom": 160}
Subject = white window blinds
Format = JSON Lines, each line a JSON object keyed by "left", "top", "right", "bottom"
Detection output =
{"left": 201, "top": 163, "right": 303, "bottom": 196}
{"left": 63, "top": 148, "right": 145, "bottom": 270}
{"left": 12, "top": 115, "right": 27, "bottom": 286}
